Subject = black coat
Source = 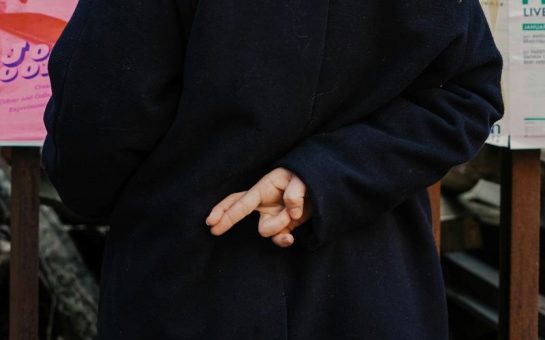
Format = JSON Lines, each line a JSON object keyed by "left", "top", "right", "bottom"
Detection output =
{"left": 42, "top": 0, "right": 503, "bottom": 338}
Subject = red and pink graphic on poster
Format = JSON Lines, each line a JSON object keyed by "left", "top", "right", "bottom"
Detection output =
{"left": 0, "top": 0, "right": 77, "bottom": 145}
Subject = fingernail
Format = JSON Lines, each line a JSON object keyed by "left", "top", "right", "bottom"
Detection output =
{"left": 282, "top": 235, "right": 294, "bottom": 246}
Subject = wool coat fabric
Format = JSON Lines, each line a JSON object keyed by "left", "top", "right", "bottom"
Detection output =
{"left": 41, "top": 0, "right": 504, "bottom": 338}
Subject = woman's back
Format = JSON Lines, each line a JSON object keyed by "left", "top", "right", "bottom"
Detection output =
{"left": 42, "top": 0, "right": 503, "bottom": 338}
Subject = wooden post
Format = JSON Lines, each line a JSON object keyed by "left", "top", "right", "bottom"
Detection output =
{"left": 499, "top": 149, "right": 541, "bottom": 340}
{"left": 9, "top": 147, "right": 40, "bottom": 340}
{"left": 428, "top": 182, "right": 441, "bottom": 253}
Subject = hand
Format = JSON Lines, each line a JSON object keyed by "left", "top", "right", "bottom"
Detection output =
{"left": 205, "top": 167, "right": 313, "bottom": 247}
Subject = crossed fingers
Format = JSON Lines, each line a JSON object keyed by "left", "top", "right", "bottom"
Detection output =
{"left": 205, "top": 168, "right": 311, "bottom": 247}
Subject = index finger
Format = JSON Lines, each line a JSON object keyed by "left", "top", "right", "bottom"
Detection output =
{"left": 206, "top": 191, "right": 246, "bottom": 226}
{"left": 209, "top": 188, "right": 261, "bottom": 236}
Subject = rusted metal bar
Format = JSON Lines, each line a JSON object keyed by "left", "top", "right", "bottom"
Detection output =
{"left": 9, "top": 147, "right": 40, "bottom": 340}
{"left": 428, "top": 182, "right": 441, "bottom": 253}
{"left": 499, "top": 149, "right": 541, "bottom": 340}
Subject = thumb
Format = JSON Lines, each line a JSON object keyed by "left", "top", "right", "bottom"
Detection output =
{"left": 283, "top": 173, "right": 306, "bottom": 220}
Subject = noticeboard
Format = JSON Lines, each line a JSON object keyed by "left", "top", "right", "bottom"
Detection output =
{"left": 0, "top": 0, "right": 77, "bottom": 146}
{"left": 2, "top": 1, "right": 544, "bottom": 148}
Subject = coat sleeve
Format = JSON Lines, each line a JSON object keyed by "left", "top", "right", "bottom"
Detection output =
{"left": 272, "top": 0, "right": 504, "bottom": 250}
{"left": 41, "top": 0, "right": 184, "bottom": 222}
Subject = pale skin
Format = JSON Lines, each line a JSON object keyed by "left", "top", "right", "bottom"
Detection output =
{"left": 205, "top": 167, "right": 313, "bottom": 247}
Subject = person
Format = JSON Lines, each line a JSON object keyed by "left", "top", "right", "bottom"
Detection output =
{"left": 41, "top": 0, "right": 504, "bottom": 338}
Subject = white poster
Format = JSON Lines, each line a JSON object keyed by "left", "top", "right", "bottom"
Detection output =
{"left": 482, "top": 0, "right": 511, "bottom": 147}
{"left": 509, "top": 0, "right": 545, "bottom": 148}
{"left": 482, "top": 0, "right": 545, "bottom": 149}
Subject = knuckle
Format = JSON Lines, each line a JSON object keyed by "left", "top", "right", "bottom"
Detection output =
{"left": 226, "top": 192, "right": 239, "bottom": 200}
{"left": 282, "top": 213, "right": 291, "bottom": 224}
{"left": 242, "top": 203, "right": 254, "bottom": 216}
{"left": 224, "top": 212, "right": 237, "bottom": 227}
{"left": 284, "top": 194, "right": 302, "bottom": 205}
{"left": 259, "top": 218, "right": 284, "bottom": 237}
{"left": 258, "top": 225, "right": 271, "bottom": 237}
{"left": 233, "top": 201, "right": 250, "bottom": 216}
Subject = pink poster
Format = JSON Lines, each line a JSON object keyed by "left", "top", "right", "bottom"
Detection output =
{"left": 0, "top": 0, "right": 77, "bottom": 145}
